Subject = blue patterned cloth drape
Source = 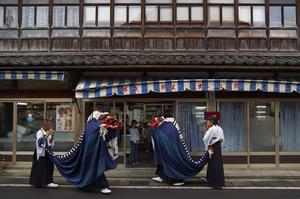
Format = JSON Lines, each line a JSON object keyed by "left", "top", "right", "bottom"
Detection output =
{"left": 45, "top": 119, "right": 117, "bottom": 188}
{"left": 152, "top": 121, "right": 208, "bottom": 180}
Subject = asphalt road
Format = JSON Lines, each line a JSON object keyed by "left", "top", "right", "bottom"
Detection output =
{"left": 1, "top": 187, "right": 300, "bottom": 199}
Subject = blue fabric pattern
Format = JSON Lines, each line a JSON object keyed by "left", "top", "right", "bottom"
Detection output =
{"left": 152, "top": 121, "right": 209, "bottom": 180}
{"left": 45, "top": 119, "right": 117, "bottom": 188}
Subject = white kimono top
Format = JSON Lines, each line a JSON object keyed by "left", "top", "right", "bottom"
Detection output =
{"left": 36, "top": 128, "right": 54, "bottom": 160}
{"left": 203, "top": 125, "right": 224, "bottom": 151}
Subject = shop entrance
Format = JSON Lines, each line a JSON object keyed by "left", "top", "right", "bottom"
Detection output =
{"left": 0, "top": 102, "right": 14, "bottom": 161}
{"left": 125, "top": 102, "right": 175, "bottom": 167}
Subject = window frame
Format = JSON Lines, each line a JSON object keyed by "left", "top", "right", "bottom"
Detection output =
{"left": 0, "top": 5, "right": 19, "bottom": 29}
{"left": 114, "top": 1, "right": 142, "bottom": 27}
{"left": 145, "top": 1, "right": 173, "bottom": 25}
{"left": 269, "top": 5, "right": 297, "bottom": 28}
{"left": 176, "top": 1, "right": 204, "bottom": 25}
{"left": 21, "top": 5, "right": 49, "bottom": 29}
{"left": 83, "top": 2, "right": 111, "bottom": 28}
{"left": 238, "top": 4, "right": 266, "bottom": 28}
{"left": 207, "top": 1, "right": 235, "bottom": 28}
{"left": 52, "top": 3, "right": 80, "bottom": 28}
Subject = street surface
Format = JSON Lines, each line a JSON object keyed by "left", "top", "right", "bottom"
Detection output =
{"left": 1, "top": 186, "right": 300, "bottom": 199}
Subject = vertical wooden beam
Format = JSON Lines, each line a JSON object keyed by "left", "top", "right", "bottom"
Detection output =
{"left": 123, "top": 101, "right": 127, "bottom": 167}
{"left": 246, "top": 100, "right": 250, "bottom": 168}
{"left": 12, "top": 101, "right": 17, "bottom": 163}
{"left": 44, "top": 101, "right": 47, "bottom": 120}
{"left": 141, "top": 0, "right": 145, "bottom": 51}
{"left": 275, "top": 101, "right": 280, "bottom": 168}
{"left": 234, "top": 0, "right": 239, "bottom": 52}
{"left": 265, "top": 0, "right": 270, "bottom": 52}
{"left": 79, "top": 0, "right": 84, "bottom": 52}
{"left": 34, "top": 6, "right": 37, "bottom": 27}
{"left": 95, "top": 2, "right": 98, "bottom": 27}
{"left": 204, "top": 0, "right": 208, "bottom": 51}
{"left": 18, "top": 0, "right": 22, "bottom": 52}
{"left": 49, "top": 0, "right": 53, "bottom": 52}
{"left": 296, "top": 0, "right": 300, "bottom": 51}
{"left": 173, "top": 0, "right": 176, "bottom": 51}
{"left": 110, "top": 0, "right": 114, "bottom": 51}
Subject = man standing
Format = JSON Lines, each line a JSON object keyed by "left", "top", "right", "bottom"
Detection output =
{"left": 203, "top": 115, "right": 225, "bottom": 189}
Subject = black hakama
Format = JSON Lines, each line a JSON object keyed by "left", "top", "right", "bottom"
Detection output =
{"left": 206, "top": 141, "right": 225, "bottom": 188}
{"left": 29, "top": 150, "right": 54, "bottom": 187}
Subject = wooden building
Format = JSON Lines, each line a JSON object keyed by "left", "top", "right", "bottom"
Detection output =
{"left": 0, "top": 0, "right": 300, "bottom": 168}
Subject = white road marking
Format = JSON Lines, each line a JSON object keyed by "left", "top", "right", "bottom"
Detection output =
{"left": 0, "top": 184, "right": 300, "bottom": 190}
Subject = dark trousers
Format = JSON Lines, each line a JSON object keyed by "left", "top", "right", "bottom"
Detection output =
{"left": 206, "top": 141, "right": 225, "bottom": 188}
{"left": 29, "top": 151, "right": 54, "bottom": 187}
{"left": 155, "top": 164, "right": 184, "bottom": 184}
{"left": 81, "top": 174, "right": 109, "bottom": 192}
{"left": 129, "top": 141, "right": 138, "bottom": 163}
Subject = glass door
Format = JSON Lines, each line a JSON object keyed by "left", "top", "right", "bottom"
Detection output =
{"left": 249, "top": 101, "right": 276, "bottom": 164}
{"left": 125, "top": 102, "right": 175, "bottom": 167}
{"left": 16, "top": 102, "right": 44, "bottom": 159}
{"left": 0, "top": 102, "right": 14, "bottom": 161}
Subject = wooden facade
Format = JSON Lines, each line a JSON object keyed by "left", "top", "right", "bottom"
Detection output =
{"left": 0, "top": 0, "right": 298, "bottom": 53}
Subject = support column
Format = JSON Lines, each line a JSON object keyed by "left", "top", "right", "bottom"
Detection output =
{"left": 12, "top": 101, "right": 17, "bottom": 164}
{"left": 207, "top": 91, "right": 216, "bottom": 111}
{"left": 275, "top": 101, "right": 280, "bottom": 167}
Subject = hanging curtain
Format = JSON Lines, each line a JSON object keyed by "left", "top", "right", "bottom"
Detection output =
{"left": 0, "top": 7, "right": 4, "bottom": 27}
{"left": 36, "top": 7, "right": 49, "bottom": 28}
{"left": 178, "top": 103, "right": 206, "bottom": 152}
{"left": 219, "top": 102, "right": 246, "bottom": 152}
{"left": 98, "top": 6, "right": 110, "bottom": 26}
{"left": 239, "top": 6, "right": 251, "bottom": 25}
{"left": 253, "top": 6, "right": 265, "bottom": 27}
{"left": 6, "top": 7, "right": 18, "bottom": 28}
{"left": 145, "top": 6, "right": 158, "bottom": 22}
{"left": 84, "top": 6, "right": 96, "bottom": 27}
{"left": 114, "top": 6, "right": 127, "bottom": 25}
{"left": 53, "top": 6, "right": 65, "bottom": 27}
{"left": 67, "top": 6, "right": 79, "bottom": 27}
{"left": 280, "top": 102, "right": 300, "bottom": 152}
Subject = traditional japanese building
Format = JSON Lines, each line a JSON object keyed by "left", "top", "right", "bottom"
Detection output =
{"left": 0, "top": 0, "right": 300, "bottom": 168}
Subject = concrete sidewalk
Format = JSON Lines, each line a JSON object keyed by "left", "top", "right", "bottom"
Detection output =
{"left": 1, "top": 162, "right": 300, "bottom": 187}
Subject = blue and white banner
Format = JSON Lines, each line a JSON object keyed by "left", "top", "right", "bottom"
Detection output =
{"left": 0, "top": 71, "right": 64, "bottom": 81}
{"left": 75, "top": 79, "right": 300, "bottom": 99}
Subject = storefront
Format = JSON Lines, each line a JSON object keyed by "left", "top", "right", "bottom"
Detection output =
{"left": 1, "top": 71, "right": 300, "bottom": 168}
{"left": 73, "top": 76, "right": 300, "bottom": 168}
{"left": 0, "top": 71, "right": 77, "bottom": 162}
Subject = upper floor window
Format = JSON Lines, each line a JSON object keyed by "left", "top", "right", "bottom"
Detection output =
{"left": 238, "top": 0, "right": 265, "bottom": 27}
{"left": 53, "top": 6, "right": 79, "bottom": 27}
{"left": 146, "top": 0, "right": 172, "bottom": 23}
{"left": 269, "top": 0, "right": 296, "bottom": 28}
{"left": 84, "top": 0, "right": 110, "bottom": 27}
{"left": 53, "top": 0, "right": 80, "bottom": 28}
{"left": 176, "top": 0, "right": 203, "bottom": 24}
{"left": 207, "top": 0, "right": 235, "bottom": 27}
{"left": 114, "top": 1, "right": 141, "bottom": 26}
{"left": 0, "top": 6, "right": 18, "bottom": 28}
{"left": 22, "top": 6, "right": 49, "bottom": 28}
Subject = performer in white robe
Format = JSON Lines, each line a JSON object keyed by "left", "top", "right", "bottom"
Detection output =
{"left": 29, "top": 121, "right": 58, "bottom": 188}
{"left": 203, "top": 115, "right": 225, "bottom": 188}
